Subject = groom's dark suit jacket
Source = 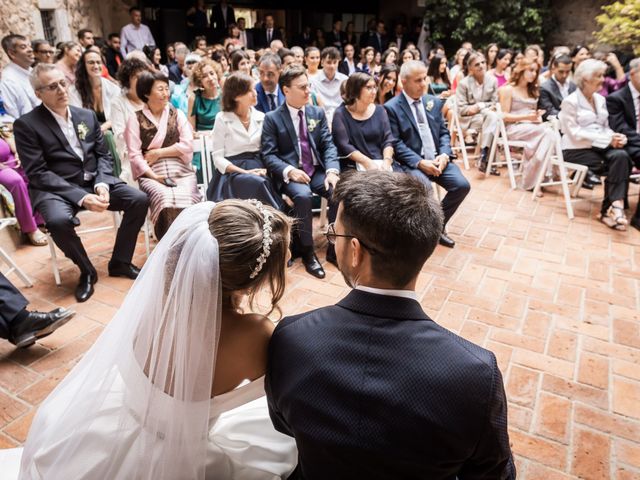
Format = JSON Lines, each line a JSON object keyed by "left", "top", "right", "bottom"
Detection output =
{"left": 266, "top": 289, "right": 515, "bottom": 480}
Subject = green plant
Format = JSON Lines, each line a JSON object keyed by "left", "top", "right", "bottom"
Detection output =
{"left": 594, "top": 0, "right": 640, "bottom": 55}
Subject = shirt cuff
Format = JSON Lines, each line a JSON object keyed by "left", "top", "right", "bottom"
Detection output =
{"left": 283, "top": 165, "right": 294, "bottom": 184}
{"left": 326, "top": 168, "right": 339, "bottom": 176}
{"left": 94, "top": 183, "right": 109, "bottom": 193}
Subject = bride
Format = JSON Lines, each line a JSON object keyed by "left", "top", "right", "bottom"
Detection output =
{"left": 12, "top": 200, "right": 297, "bottom": 479}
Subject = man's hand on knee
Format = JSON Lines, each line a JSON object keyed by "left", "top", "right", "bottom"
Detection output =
{"left": 288, "top": 168, "right": 311, "bottom": 184}
{"left": 81, "top": 194, "right": 109, "bottom": 212}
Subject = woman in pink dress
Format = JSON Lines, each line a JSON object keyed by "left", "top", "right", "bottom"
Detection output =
{"left": 489, "top": 49, "right": 512, "bottom": 88}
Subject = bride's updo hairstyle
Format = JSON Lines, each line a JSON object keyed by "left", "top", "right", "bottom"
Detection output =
{"left": 209, "top": 199, "right": 291, "bottom": 314}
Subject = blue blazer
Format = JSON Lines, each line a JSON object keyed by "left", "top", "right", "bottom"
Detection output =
{"left": 261, "top": 103, "right": 340, "bottom": 182}
{"left": 385, "top": 93, "right": 453, "bottom": 169}
{"left": 255, "top": 82, "right": 285, "bottom": 114}
{"left": 266, "top": 289, "right": 516, "bottom": 479}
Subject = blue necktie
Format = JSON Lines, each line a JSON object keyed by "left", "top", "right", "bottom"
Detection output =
{"left": 267, "top": 93, "right": 276, "bottom": 111}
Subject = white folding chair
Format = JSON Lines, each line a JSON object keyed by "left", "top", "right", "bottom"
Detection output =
{"left": 193, "top": 136, "right": 208, "bottom": 198}
{"left": 201, "top": 134, "right": 216, "bottom": 188}
{"left": 531, "top": 118, "right": 588, "bottom": 219}
{"left": 486, "top": 103, "right": 526, "bottom": 189}
{"left": 0, "top": 217, "right": 33, "bottom": 287}
{"left": 449, "top": 99, "right": 471, "bottom": 170}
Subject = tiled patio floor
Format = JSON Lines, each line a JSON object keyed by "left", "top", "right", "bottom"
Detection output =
{"left": 1, "top": 170, "right": 639, "bottom": 479}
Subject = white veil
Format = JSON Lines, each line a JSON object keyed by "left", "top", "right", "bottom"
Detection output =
{"left": 20, "top": 202, "right": 221, "bottom": 480}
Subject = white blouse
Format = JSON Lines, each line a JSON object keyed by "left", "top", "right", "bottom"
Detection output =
{"left": 210, "top": 108, "right": 264, "bottom": 174}
{"left": 68, "top": 77, "right": 122, "bottom": 121}
{"left": 559, "top": 89, "right": 614, "bottom": 150}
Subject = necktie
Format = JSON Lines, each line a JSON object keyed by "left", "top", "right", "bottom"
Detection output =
{"left": 267, "top": 29, "right": 272, "bottom": 44}
{"left": 413, "top": 100, "right": 437, "bottom": 159}
{"left": 298, "top": 110, "right": 315, "bottom": 177}
{"left": 267, "top": 93, "right": 276, "bottom": 111}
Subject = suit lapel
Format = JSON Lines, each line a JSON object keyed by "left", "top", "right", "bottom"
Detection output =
{"left": 280, "top": 106, "right": 300, "bottom": 158}
{"left": 422, "top": 96, "right": 440, "bottom": 148}
{"left": 70, "top": 108, "right": 88, "bottom": 159}
{"left": 549, "top": 80, "right": 562, "bottom": 102}
{"left": 622, "top": 86, "right": 637, "bottom": 125}
{"left": 39, "top": 105, "right": 82, "bottom": 160}
{"left": 305, "top": 108, "right": 320, "bottom": 158}
{"left": 399, "top": 94, "right": 419, "bottom": 136}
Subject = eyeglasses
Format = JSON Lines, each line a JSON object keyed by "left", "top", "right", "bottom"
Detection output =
{"left": 37, "top": 49, "right": 55, "bottom": 55}
{"left": 325, "top": 223, "right": 377, "bottom": 254}
{"left": 37, "top": 79, "right": 68, "bottom": 92}
{"left": 365, "top": 85, "right": 378, "bottom": 91}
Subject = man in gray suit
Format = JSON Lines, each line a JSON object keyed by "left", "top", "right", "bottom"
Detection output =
{"left": 456, "top": 51, "right": 499, "bottom": 174}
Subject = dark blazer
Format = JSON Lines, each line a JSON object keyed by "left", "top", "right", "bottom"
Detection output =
{"left": 607, "top": 84, "right": 640, "bottom": 160}
{"left": 168, "top": 63, "right": 184, "bottom": 85}
{"left": 0, "top": 272, "right": 28, "bottom": 340}
{"left": 255, "top": 82, "right": 285, "bottom": 114}
{"left": 539, "top": 78, "right": 576, "bottom": 121}
{"left": 210, "top": 4, "right": 235, "bottom": 32}
{"left": 239, "top": 29, "right": 254, "bottom": 50}
{"left": 385, "top": 93, "right": 453, "bottom": 169}
{"left": 261, "top": 103, "right": 339, "bottom": 183}
{"left": 254, "top": 28, "right": 283, "bottom": 49}
{"left": 366, "top": 32, "right": 388, "bottom": 53}
{"left": 103, "top": 47, "right": 123, "bottom": 78}
{"left": 266, "top": 289, "right": 516, "bottom": 480}
{"left": 337, "top": 59, "right": 354, "bottom": 77}
{"left": 292, "top": 31, "right": 313, "bottom": 49}
{"left": 13, "top": 104, "right": 120, "bottom": 209}
{"left": 325, "top": 30, "right": 347, "bottom": 51}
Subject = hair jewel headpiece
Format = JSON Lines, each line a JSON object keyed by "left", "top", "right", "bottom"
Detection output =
{"left": 247, "top": 199, "right": 274, "bottom": 279}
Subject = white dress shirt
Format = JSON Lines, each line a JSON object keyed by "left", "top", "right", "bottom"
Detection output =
{"left": 239, "top": 30, "right": 248, "bottom": 48}
{"left": 629, "top": 81, "right": 640, "bottom": 133}
{"left": 211, "top": 108, "right": 264, "bottom": 173}
{"left": 552, "top": 75, "right": 570, "bottom": 99}
{"left": 355, "top": 285, "right": 418, "bottom": 300}
{"left": 310, "top": 69, "right": 348, "bottom": 114}
{"left": 0, "top": 62, "right": 41, "bottom": 119}
{"left": 120, "top": 23, "right": 156, "bottom": 56}
{"left": 559, "top": 89, "right": 614, "bottom": 150}
{"left": 402, "top": 91, "right": 438, "bottom": 159}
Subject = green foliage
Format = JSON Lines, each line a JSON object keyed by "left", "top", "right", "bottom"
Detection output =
{"left": 423, "top": 0, "right": 554, "bottom": 51}
{"left": 594, "top": 0, "right": 640, "bottom": 55}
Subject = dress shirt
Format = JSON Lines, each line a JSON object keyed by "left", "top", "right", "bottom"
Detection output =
{"left": 345, "top": 59, "right": 356, "bottom": 75}
{"left": 264, "top": 85, "right": 281, "bottom": 108}
{"left": 629, "top": 81, "right": 640, "bottom": 133}
{"left": 211, "top": 108, "right": 264, "bottom": 173}
{"left": 310, "top": 69, "right": 348, "bottom": 114}
{"left": 355, "top": 285, "right": 418, "bottom": 300}
{"left": 401, "top": 91, "right": 439, "bottom": 159}
{"left": 239, "top": 30, "right": 248, "bottom": 48}
{"left": 559, "top": 89, "right": 614, "bottom": 150}
{"left": 43, "top": 105, "right": 109, "bottom": 203}
{"left": 552, "top": 75, "right": 570, "bottom": 100}
{"left": 0, "top": 62, "right": 41, "bottom": 119}
{"left": 120, "top": 23, "right": 156, "bottom": 56}
{"left": 282, "top": 103, "right": 339, "bottom": 182}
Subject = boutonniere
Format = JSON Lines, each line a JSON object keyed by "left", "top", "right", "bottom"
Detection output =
{"left": 76, "top": 122, "right": 89, "bottom": 141}
{"left": 426, "top": 100, "right": 435, "bottom": 112}
{"left": 307, "top": 118, "right": 319, "bottom": 133}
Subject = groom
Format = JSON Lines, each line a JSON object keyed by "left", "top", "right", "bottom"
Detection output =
{"left": 266, "top": 171, "right": 515, "bottom": 479}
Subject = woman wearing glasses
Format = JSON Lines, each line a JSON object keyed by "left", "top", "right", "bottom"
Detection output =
{"left": 32, "top": 40, "right": 55, "bottom": 66}
{"left": 331, "top": 72, "right": 397, "bottom": 172}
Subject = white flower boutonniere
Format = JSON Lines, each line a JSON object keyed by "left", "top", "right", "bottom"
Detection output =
{"left": 426, "top": 100, "right": 435, "bottom": 112}
{"left": 76, "top": 122, "right": 89, "bottom": 141}
{"left": 307, "top": 118, "right": 319, "bottom": 133}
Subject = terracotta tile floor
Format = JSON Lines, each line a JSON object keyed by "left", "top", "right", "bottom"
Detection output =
{"left": 1, "top": 171, "right": 639, "bottom": 479}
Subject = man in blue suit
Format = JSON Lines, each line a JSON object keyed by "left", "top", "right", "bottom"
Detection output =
{"left": 255, "top": 53, "right": 285, "bottom": 114}
{"left": 385, "top": 60, "right": 470, "bottom": 248}
{"left": 262, "top": 65, "right": 340, "bottom": 279}
{"left": 266, "top": 171, "right": 515, "bottom": 479}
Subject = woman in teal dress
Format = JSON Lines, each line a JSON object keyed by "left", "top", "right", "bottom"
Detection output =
{"left": 187, "top": 58, "right": 222, "bottom": 181}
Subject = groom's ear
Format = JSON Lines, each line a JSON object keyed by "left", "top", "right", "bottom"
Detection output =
{"left": 351, "top": 237, "right": 363, "bottom": 268}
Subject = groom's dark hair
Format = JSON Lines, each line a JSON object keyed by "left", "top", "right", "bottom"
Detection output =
{"left": 333, "top": 171, "right": 443, "bottom": 287}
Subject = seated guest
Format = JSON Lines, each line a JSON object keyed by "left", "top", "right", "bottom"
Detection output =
{"left": 170, "top": 53, "right": 201, "bottom": 116}
{"left": 110, "top": 58, "right": 151, "bottom": 185}
{"left": 211, "top": 50, "right": 230, "bottom": 82}
{"left": 488, "top": 49, "right": 512, "bottom": 88}
{"left": 310, "top": 47, "right": 348, "bottom": 119}
{"left": 290, "top": 46, "right": 304, "bottom": 66}
{"left": 381, "top": 48, "right": 398, "bottom": 66}
{"left": 426, "top": 53, "right": 452, "bottom": 98}
{"left": 32, "top": 39, "right": 55, "bottom": 66}
{"left": 449, "top": 47, "right": 469, "bottom": 89}
{"left": 261, "top": 65, "right": 340, "bottom": 278}
{"left": 266, "top": 171, "right": 516, "bottom": 479}
{"left": 104, "top": 33, "right": 124, "bottom": 78}
{"left": 400, "top": 48, "right": 418, "bottom": 66}
{"left": 230, "top": 49, "right": 252, "bottom": 75}
{"left": 143, "top": 45, "right": 169, "bottom": 77}
{"left": 338, "top": 44, "right": 357, "bottom": 76}
{"left": 356, "top": 46, "right": 376, "bottom": 75}
{"left": 255, "top": 53, "right": 284, "bottom": 113}
{"left": 278, "top": 48, "right": 296, "bottom": 70}
{"left": 499, "top": 58, "right": 555, "bottom": 190}
{"left": 304, "top": 47, "right": 321, "bottom": 81}
{"left": 14, "top": 64, "right": 149, "bottom": 302}
{"left": 375, "top": 64, "right": 399, "bottom": 104}
{"left": 168, "top": 43, "right": 189, "bottom": 84}
{"left": 0, "top": 127, "right": 47, "bottom": 245}
{"left": 386, "top": 60, "right": 471, "bottom": 248}
{"left": 332, "top": 72, "right": 397, "bottom": 172}
{"left": 125, "top": 71, "right": 200, "bottom": 240}
{"left": 592, "top": 51, "right": 627, "bottom": 97}
{"left": 1, "top": 34, "right": 41, "bottom": 120}
{"left": 539, "top": 53, "right": 575, "bottom": 121}
{"left": 606, "top": 57, "right": 640, "bottom": 231}
{"left": 559, "top": 59, "right": 632, "bottom": 230}
{"left": 55, "top": 41, "right": 82, "bottom": 86}
{"left": 456, "top": 51, "right": 499, "bottom": 174}
{"left": 206, "top": 73, "right": 282, "bottom": 209}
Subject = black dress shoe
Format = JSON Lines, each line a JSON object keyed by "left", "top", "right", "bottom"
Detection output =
{"left": 581, "top": 179, "right": 594, "bottom": 190}
{"left": 75, "top": 272, "right": 97, "bottom": 303}
{"left": 439, "top": 232, "right": 456, "bottom": 248}
{"left": 108, "top": 261, "right": 141, "bottom": 279}
{"left": 631, "top": 216, "right": 640, "bottom": 231}
{"left": 302, "top": 252, "right": 326, "bottom": 279}
{"left": 10, "top": 308, "right": 76, "bottom": 348}
{"left": 587, "top": 171, "right": 602, "bottom": 185}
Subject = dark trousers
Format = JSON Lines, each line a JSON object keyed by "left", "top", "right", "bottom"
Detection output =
{"left": 37, "top": 183, "right": 149, "bottom": 276}
{"left": 403, "top": 161, "right": 471, "bottom": 227}
{"left": 0, "top": 272, "right": 28, "bottom": 340}
{"left": 625, "top": 148, "right": 640, "bottom": 219}
{"left": 282, "top": 170, "right": 337, "bottom": 250}
{"left": 563, "top": 148, "right": 632, "bottom": 214}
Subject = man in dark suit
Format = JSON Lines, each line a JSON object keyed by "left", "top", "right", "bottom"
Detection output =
{"left": 210, "top": 0, "right": 235, "bottom": 43}
{"left": 539, "top": 54, "right": 576, "bottom": 121}
{"left": 266, "top": 170, "right": 516, "bottom": 480}
{"left": 13, "top": 64, "right": 149, "bottom": 302}
{"left": 325, "top": 19, "right": 347, "bottom": 53}
{"left": 103, "top": 33, "right": 124, "bottom": 78}
{"left": 292, "top": 26, "right": 313, "bottom": 49}
{"left": 337, "top": 44, "right": 356, "bottom": 77}
{"left": 236, "top": 17, "right": 254, "bottom": 50}
{"left": 254, "top": 14, "right": 283, "bottom": 50}
{"left": 607, "top": 57, "right": 640, "bottom": 231}
{"left": 255, "top": 53, "right": 285, "bottom": 114}
{"left": 367, "top": 20, "right": 388, "bottom": 53}
{"left": 262, "top": 65, "right": 340, "bottom": 279}
{"left": 385, "top": 60, "right": 470, "bottom": 248}
{"left": 1, "top": 271, "right": 75, "bottom": 348}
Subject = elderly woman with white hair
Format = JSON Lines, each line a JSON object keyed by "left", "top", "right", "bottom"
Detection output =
{"left": 559, "top": 58, "right": 633, "bottom": 230}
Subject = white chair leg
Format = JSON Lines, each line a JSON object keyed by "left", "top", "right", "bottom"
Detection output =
{"left": 486, "top": 132, "right": 499, "bottom": 178}
{"left": 144, "top": 218, "right": 151, "bottom": 257}
{"left": 557, "top": 159, "right": 575, "bottom": 220}
{"left": 456, "top": 120, "right": 470, "bottom": 170}
{"left": 319, "top": 197, "right": 328, "bottom": 228}
{"left": 0, "top": 246, "right": 33, "bottom": 288}
{"left": 502, "top": 140, "right": 517, "bottom": 189}
{"left": 46, "top": 233, "right": 62, "bottom": 286}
